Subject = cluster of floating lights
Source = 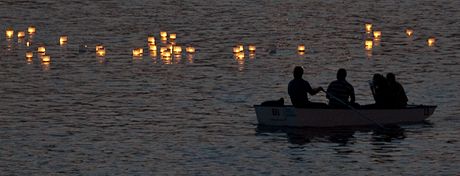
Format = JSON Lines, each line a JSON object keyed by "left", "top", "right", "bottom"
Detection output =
{"left": 233, "top": 43, "right": 256, "bottom": 60}
{"left": 363, "top": 23, "right": 436, "bottom": 52}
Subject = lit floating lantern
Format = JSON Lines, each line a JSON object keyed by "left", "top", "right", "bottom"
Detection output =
{"left": 17, "top": 31, "right": 25, "bottom": 38}
{"left": 148, "top": 43, "right": 157, "bottom": 51}
{"left": 162, "top": 51, "right": 171, "bottom": 57}
{"left": 233, "top": 47, "right": 240, "bottom": 53}
{"left": 60, "top": 35, "right": 68, "bottom": 45}
{"left": 150, "top": 51, "right": 157, "bottom": 57}
{"left": 365, "top": 39, "right": 373, "bottom": 50}
{"left": 237, "top": 44, "right": 244, "bottom": 52}
{"left": 37, "top": 46, "right": 46, "bottom": 54}
{"left": 161, "top": 36, "right": 168, "bottom": 42}
{"left": 160, "top": 31, "right": 167, "bottom": 37}
{"left": 41, "top": 55, "right": 51, "bottom": 62}
{"left": 148, "top": 36, "right": 155, "bottom": 44}
{"left": 96, "top": 47, "right": 106, "bottom": 57}
{"left": 96, "top": 44, "right": 104, "bottom": 52}
{"left": 28, "top": 26, "right": 36, "bottom": 34}
{"left": 297, "top": 44, "right": 306, "bottom": 52}
{"left": 248, "top": 44, "right": 256, "bottom": 52}
{"left": 365, "top": 23, "right": 372, "bottom": 33}
{"left": 26, "top": 41, "right": 31, "bottom": 47}
{"left": 26, "top": 51, "right": 33, "bottom": 59}
{"left": 427, "top": 37, "right": 435, "bottom": 46}
{"left": 6, "top": 27, "right": 14, "bottom": 39}
{"left": 405, "top": 28, "right": 414, "bottom": 37}
{"left": 170, "top": 33, "right": 176, "bottom": 40}
{"left": 236, "top": 52, "right": 245, "bottom": 60}
{"left": 186, "top": 46, "right": 195, "bottom": 53}
{"left": 373, "top": 31, "right": 381, "bottom": 39}
{"left": 173, "top": 45, "right": 182, "bottom": 55}
{"left": 160, "top": 46, "right": 168, "bottom": 53}
{"left": 133, "top": 48, "right": 143, "bottom": 57}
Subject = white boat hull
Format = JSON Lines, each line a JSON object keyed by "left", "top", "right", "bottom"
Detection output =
{"left": 254, "top": 105, "right": 437, "bottom": 127}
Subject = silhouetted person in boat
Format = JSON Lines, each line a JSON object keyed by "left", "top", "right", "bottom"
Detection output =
{"left": 326, "top": 68, "right": 357, "bottom": 108}
{"left": 370, "top": 73, "right": 391, "bottom": 108}
{"left": 288, "top": 66, "right": 326, "bottom": 108}
{"left": 386, "top": 73, "right": 408, "bottom": 107}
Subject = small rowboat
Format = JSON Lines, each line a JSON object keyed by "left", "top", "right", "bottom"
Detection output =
{"left": 254, "top": 105, "right": 437, "bottom": 127}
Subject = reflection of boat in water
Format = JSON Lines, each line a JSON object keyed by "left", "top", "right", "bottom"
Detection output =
{"left": 256, "top": 124, "right": 410, "bottom": 145}
{"left": 254, "top": 105, "right": 436, "bottom": 127}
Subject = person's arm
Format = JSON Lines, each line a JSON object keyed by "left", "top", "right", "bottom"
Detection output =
{"left": 350, "top": 87, "right": 356, "bottom": 103}
{"left": 305, "top": 80, "right": 323, "bottom": 95}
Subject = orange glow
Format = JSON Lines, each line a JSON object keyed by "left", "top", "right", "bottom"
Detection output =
{"left": 26, "top": 51, "right": 33, "bottom": 59}
{"left": 406, "top": 28, "right": 414, "bottom": 37}
{"left": 17, "top": 31, "right": 25, "bottom": 38}
{"left": 6, "top": 27, "right": 14, "bottom": 38}
{"left": 248, "top": 44, "right": 256, "bottom": 52}
{"left": 160, "top": 31, "right": 167, "bottom": 37}
{"left": 173, "top": 45, "right": 182, "bottom": 55}
{"left": 297, "top": 44, "right": 305, "bottom": 52}
{"left": 96, "top": 44, "right": 104, "bottom": 52}
{"left": 365, "top": 39, "right": 373, "bottom": 50}
{"left": 373, "top": 31, "right": 381, "bottom": 39}
{"left": 237, "top": 44, "right": 244, "bottom": 52}
{"left": 233, "top": 47, "right": 240, "bottom": 53}
{"left": 60, "top": 35, "right": 68, "bottom": 45}
{"left": 149, "top": 44, "right": 157, "bottom": 51}
{"left": 160, "top": 46, "right": 168, "bottom": 53}
{"left": 37, "top": 46, "right": 46, "bottom": 54}
{"left": 148, "top": 36, "right": 155, "bottom": 44}
{"left": 133, "top": 48, "right": 143, "bottom": 56}
{"left": 427, "top": 37, "right": 435, "bottom": 46}
{"left": 298, "top": 51, "right": 305, "bottom": 56}
{"left": 26, "top": 41, "right": 31, "bottom": 47}
{"left": 28, "top": 26, "right": 36, "bottom": 34}
{"left": 186, "top": 46, "right": 195, "bottom": 53}
{"left": 170, "top": 33, "right": 176, "bottom": 40}
{"left": 162, "top": 51, "right": 171, "bottom": 57}
{"left": 96, "top": 48, "right": 106, "bottom": 57}
{"left": 41, "top": 55, "right": 51, "bottom": 62}
{"left": 365, "top": 23, "right": 372, "bottom": 33}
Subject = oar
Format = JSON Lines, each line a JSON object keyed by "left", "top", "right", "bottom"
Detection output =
{"left": 321, "top": 90, "right": 387, "bottom": 129}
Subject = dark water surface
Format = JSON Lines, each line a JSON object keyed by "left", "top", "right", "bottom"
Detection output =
{"left": 1, "top": 0, "right": 459, "bottom": 175}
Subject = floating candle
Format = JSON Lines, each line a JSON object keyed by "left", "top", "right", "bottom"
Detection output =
{"left": 365, "top": 39, "right": 373, "bottom": 50}
{"left": 148, "top": 36, "right": 155, "bottom": 44}
{"left": 6, "top": 27, "right": 14, "bottom": 38}
{"left": 160, "top": 46, "right": 168, "bottom": 53}
{"left": 297, "top": 44, "right": 306, "bottom": 52}
{"left": 173, "top": 45, "right": 182, "bottom": 55}
{"left": 365, "top": 23, "right": 372, "bottom": 33}
{"left": 41, "top": 55, "right": 51, "bottom": 62}
{"left": 406, "top": 28, "right": 414, "bottom": 37}
{"left": 427, "top": 37, "right": 435, "bottom": 46}
{"left": 26, "top": 41, "right": 31, "bottom": 47}
{"left": 96, "top": 44, "right": 104, "bottom": 52}
{"left": 373, "top": 31, "right": 381, "bottom": 39}
{"left": 170, "top": 33, "right": 176, "bottom": 40}
{"left": 37, "top": 46, "right": 46, "bottom": 54}
{"left": 28, "top": 26, "right": 36, "bottom": 34}
{"left": 160, "top": 31, "right": 167, "bottom": 37}
{"left": 248, "top": 44, "right": 256, "bottom": 52}
{"left": 162, "top": 51, "right": 171, "bottom": 57}
{"left": 60, "top": 35, "right": 68, "bottom": 45}
{"left": 186, "top": 46, "right": 195, "bottom": 53}
{"left": 237, "top": 44, "right": 244, "bottom": 52}
{"left": 26, "top": 51, "right": 33, "bottom": 59}
{"left": 148, "top": 44, "right": 157, "bottom": 51}
{"left": 133, "top": 48, "right": 143, "bottom": 56}
{"left": 233, "top": 47, "right": 240, "bottom": 53}
{"left": 17, "top": 31, "right": 25, "bottom": 38}
{"left": 96, "top": 47, "right": 106, "bottom": 57}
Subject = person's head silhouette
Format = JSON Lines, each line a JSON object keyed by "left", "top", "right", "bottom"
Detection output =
{"left": 387, "top": 73, "right": 396, "bottom": 82}
{"left": 337, "top": 68, "right": 347, "bottom": 81}
{"left": 293, "top": 66, "right": 304, "bottom": 79}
